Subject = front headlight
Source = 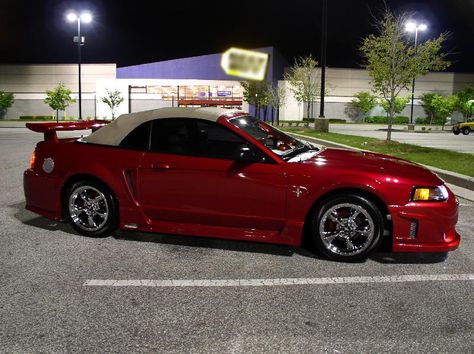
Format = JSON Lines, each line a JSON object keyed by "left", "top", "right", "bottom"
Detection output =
{"left": 412, "top": 185, "right": 449, "bottom": 202}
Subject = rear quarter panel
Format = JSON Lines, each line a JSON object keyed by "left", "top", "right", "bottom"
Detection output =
{"left": 32, "top": 139, "right": 145, "bottom": 222}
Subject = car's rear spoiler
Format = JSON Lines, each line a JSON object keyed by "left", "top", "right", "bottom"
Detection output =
{"left": 26, "top": 120, "right": 109, "bottom": 142}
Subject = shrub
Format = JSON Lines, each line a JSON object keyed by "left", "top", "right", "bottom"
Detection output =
{"left": 19, "top": 115, "right": 54, "bottom": 121}
{"left": 420, "top": 93, "right": 438, "bottom": 124}
{"left": 350, "top": 91, "right": 377, "bottom": 122}
{"left": 302, "top": 118, "right": 346, "bottom": 124}
{"left": 0, "top": 91, "right": 15, "bottom": 118}
{"left": 431, "top": 94, "right": 458, "bottom": 126}
{"left": 415, "top": 117, "right": 445, "bottom": 125}
{"left": 366, "top": 116, "right": 409, "bottom": 124}
{"left": 101, "top": 89, "right": 124, "bottom": 120}
{"left": 44, "top": 83, "right": 76, "bottom": 122}
{"left": 455, "top": 86, "right": 474, "bottom": 121}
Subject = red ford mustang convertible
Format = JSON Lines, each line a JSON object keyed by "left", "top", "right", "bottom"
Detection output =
{"left": 24, "top": 107, "right": 460, "bottom": 261}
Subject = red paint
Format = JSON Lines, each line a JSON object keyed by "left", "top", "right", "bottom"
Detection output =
{"left": 23, "top": 114, "right": 460, "bottom": 253}
{"left": 26, "top": 120, "right": 109, "bottom": 142}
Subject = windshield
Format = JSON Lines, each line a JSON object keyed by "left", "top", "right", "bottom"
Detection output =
{"left": 229, "top": 115, "right": 319, "bottom": 160}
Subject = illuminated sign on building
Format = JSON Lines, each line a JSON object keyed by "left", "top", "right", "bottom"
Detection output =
{"left": 221, "top": 48, "right": 269, "bottom": 81}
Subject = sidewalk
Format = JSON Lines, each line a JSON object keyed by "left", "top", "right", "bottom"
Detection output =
{"left": 0, "top": 120, "right": 31, "bottom": 128}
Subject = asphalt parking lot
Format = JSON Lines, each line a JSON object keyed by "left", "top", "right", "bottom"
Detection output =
{"left": 1, "top": 128, "right": 473, "bottom": 353}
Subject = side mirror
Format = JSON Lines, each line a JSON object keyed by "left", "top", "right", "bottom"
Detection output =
{"left": 234, "top": 147, "right": 264, "bottom": 163}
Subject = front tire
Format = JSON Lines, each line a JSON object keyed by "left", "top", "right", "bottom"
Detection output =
{"left": 461, "top": 127, "right": 470, "bottom": 135}
{"left": 312, "top": 194, "right": 384, "bottom": 262}
{"left": 65, "top": 181, "right": 118, "bottom": 237}
{"left": 453, "top": 128, "right": 460, "bottom": 135}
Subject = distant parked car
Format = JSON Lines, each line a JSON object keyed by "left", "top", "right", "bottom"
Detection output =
{"left": 452, "top": 121, "right": 474, "bottom": 135}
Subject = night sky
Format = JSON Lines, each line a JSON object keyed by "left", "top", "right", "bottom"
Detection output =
{"left": 1, "top": 0, "right": 473, "bottom": 72}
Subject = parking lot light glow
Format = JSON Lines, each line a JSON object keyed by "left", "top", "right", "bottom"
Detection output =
{"left": 81, "top": 12, "right": 92, "bottom": 23}
{"left": 405, "top": 22, "right": 416, "bottom": 32}
{"left": 66, "top": 12, "right": 77, "bottom": 22}
{"left": 405, "top": 21, "right": 427, "bottom": 32}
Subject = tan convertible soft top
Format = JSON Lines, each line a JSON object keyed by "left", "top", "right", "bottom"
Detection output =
{"left": 83, "top": 107, "right": 244, "bottom": 146}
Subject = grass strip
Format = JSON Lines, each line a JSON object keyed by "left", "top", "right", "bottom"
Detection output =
{"left": 282, "top": 128, "right": 474, "bottom": 177}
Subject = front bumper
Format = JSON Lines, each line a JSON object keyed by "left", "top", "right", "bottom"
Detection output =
{"left": 389, "top": 190, "right": 460, "bottom": 253}
{"left": 24, "top": 169, "right": 62, "bottom": 221}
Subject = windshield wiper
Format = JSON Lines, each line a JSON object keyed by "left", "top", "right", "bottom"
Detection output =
{"left": 282, "top": 141, "right": 319, "bottom": 160}
{"left": 282, "top": 145, "right": 311, "bottom": 159}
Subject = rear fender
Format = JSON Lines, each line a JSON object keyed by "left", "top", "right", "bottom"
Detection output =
{"left": 59, "top": 163, "right": 149, "bottom": 228}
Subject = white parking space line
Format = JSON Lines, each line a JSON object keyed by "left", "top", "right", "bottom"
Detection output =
{"left": 84, "top": 274, "right": 474, "bottom": 288}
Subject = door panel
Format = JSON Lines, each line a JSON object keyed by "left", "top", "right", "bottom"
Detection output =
{"left": 138, "top": 152, "right": 287, "bottom": 231}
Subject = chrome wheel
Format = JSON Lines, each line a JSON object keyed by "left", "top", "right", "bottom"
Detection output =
{"left": 68, "top": 185, "right": 109, "bottom": 232}
{"left": 318, "top": 203, "right": 375, "bottom": 256}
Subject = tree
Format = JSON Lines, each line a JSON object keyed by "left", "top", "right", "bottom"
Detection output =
{"left": 351, "top": 91, "right": 377, "bottom": 122}
{"left": 0, "top": 91, "right": 14, "bottom": 119}
{"left": 101, "top": 89, "right": 124, "bottom": 120}
{"left": 360, "top": 9, "right": 449, "bottom": 140}
{"left": 431, "top": 94, "right": 458, "bottom": 128}
{"left": 269, "top": 86, "right": 286, "bottom": 124}
{"left": 379, "top": 96, "right": 410, "bottom": 116}
{"left": 258, "top": 81, "right": 272, "bottom": 121}
{"left": 420, "top": 93, "right": 438, "bottom": 124}
{"left": 44, "top": 83, "right": 76, "bottom": 122}
{"left": 240, "top": 80, "right": 272, "bottom": 119}
{"left": 284, "top": 54, "right": 320, "bottom": 119}
{"left": 455, "top": 86, "right": 474, "bottom": 122}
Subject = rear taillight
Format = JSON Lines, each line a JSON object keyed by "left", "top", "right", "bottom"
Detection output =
{"left": 30, "top": 150, "right": 36, "bottom": 169}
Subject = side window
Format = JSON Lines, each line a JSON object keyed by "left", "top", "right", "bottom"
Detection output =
{"left": 148, "top": 118, "right": 270, "bottom": 162}
{"left": 119, "top": 121, "right": 151, "bottom": 150}
{"left": 195, "top": 120, "right": 248, "bottom": 160}
{"left": 150, "top": 118, "right": 196, "bottom": 155}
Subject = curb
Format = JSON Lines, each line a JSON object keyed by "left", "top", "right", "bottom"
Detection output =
{"left": 289, "top": 132, "right": 474, "bottom": 201}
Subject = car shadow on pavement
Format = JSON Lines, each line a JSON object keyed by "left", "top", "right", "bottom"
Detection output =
{"left": 11, "top": 201, "right": 323, "bottom": 259}
{"left": 12, "top": 201, "right": 76, "bottom": 234}
{"left": 114, "top": 229, "right": 330, "bottom": 260}
{"left": 12, "top": 201, "right": 448, "bottom": 264}
{"left": 370, "top": 252, "right": 448, "bottom": 264}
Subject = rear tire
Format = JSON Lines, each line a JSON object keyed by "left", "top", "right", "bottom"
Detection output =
{"left": 461, "top": 127, "right": 470, "bottom": 135}
{"left": 453, "top": 129, "right": 460, "bottom": 135}
{"left": 65, "top": 181, "right": 118, "bottom": 237}
{"left": 311, "top": 194, "right": 384, "bottom": 262}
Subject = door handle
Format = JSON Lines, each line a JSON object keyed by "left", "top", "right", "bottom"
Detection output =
{"left": 151, "top": 163, "right": 170, "bottom": 170}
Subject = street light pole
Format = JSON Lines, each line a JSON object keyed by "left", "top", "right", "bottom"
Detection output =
{"left": 67, "top": 12, "right": 92, "bottom": 121}
{"left": 77, "top": 17, "right": 82, "bottom": 120}
{"left": 408, "top": 28, "right": 419, "bottom": 125}
{"left": 319, "top": 0, "right": 327, "bottom": 118}
{"left": 405, "top": 22, "right": 427, "bottom": 125}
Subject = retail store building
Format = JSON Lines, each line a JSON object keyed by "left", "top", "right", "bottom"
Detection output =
{"left": 1, "top": 47, "right": 473, "bottom": 121}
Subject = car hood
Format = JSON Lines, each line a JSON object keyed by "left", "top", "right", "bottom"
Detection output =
{"left": 300, "top": 148, "right": 442, "bottom": 184}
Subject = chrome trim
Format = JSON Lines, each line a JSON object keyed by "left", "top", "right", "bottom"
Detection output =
{"left": 318, "top": 203, "right": 375, "bottom": 256}
{"left": 68, "top": 186, "right": 108, "bottom": 232}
